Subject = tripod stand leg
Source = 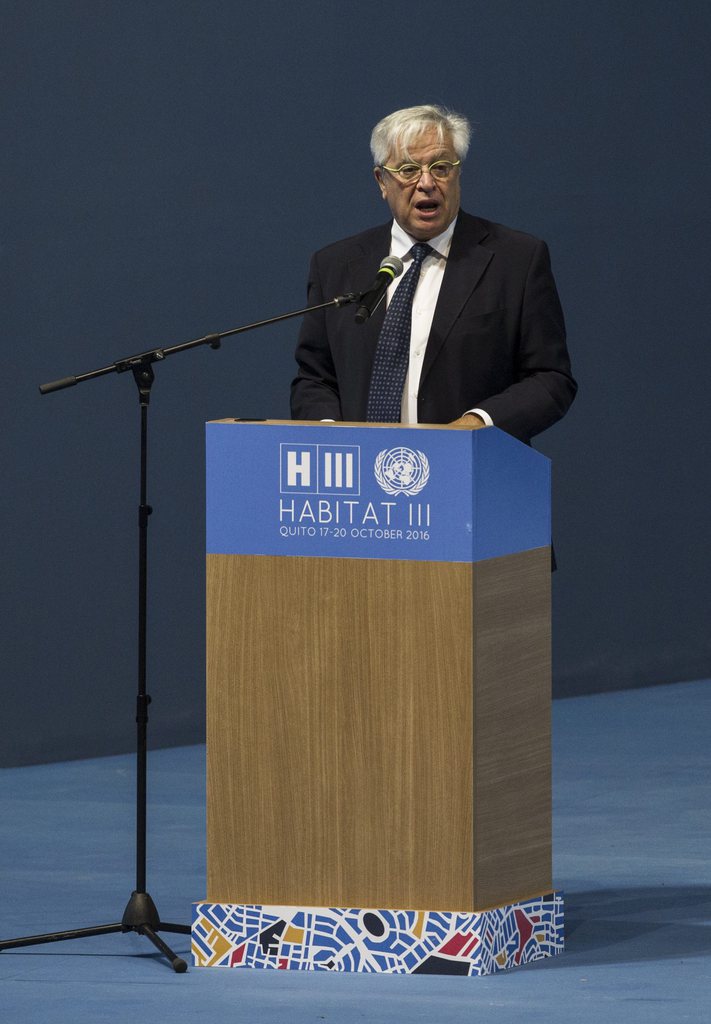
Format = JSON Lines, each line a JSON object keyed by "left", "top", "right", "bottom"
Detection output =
{"left": 160, "top": 922, "right": 192, "bottom": 935}
{"left": 120, "top": 889, "right": 189, "bottom": 972}
{"left": 137, "top": 924, "right": 188, "bottom": 973}
{"left": 0, "top": 893, "right": 190, "bottom": 971}
{"left": 0, "top": 923, "right": 123, "bottom": 952}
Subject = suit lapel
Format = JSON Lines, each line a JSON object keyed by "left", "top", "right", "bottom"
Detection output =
{"left": 420, "top": 213, "right": 492, "bottom": 385}
{"left": 344, "top": 226, "right": 391, "bottom": 361}
{"left": 338, "top": 217, "right": 494, "bottom": 403}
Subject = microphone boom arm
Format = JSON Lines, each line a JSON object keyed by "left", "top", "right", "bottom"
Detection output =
{"left": 38, "top": 292, "right": 361, "bottom": 395}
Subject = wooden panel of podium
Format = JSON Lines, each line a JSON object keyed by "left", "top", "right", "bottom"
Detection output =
{"left": 193, "top": 420, "right": 564, "bottom": 975}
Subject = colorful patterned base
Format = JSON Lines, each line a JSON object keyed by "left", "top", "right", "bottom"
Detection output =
{"left": 192, "top": 892, "right": 563, "bottom": 975}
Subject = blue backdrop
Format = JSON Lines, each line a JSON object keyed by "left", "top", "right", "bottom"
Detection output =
{"left": 3, "top": 1, "right": 710, "bottom": 765}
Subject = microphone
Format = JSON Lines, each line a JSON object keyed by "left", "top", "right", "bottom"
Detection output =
{"left": 354, "top": 255, "right": 404, "bottom": 324}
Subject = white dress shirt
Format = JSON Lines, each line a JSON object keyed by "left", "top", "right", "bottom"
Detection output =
{"left": 387, "top": 218, "right": 493, "bottom": 426}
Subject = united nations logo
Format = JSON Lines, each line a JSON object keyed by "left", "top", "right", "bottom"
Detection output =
{"left": 374, "top": 447, "right": 430, "bottom": 496}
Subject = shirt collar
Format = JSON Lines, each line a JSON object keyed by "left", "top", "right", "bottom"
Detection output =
{"left": 390, "top": 215, "right": 457, "bottom": 260}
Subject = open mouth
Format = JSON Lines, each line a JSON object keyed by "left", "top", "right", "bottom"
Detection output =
{"left": 415, "top": 200, "right": 440, "bottom": 215}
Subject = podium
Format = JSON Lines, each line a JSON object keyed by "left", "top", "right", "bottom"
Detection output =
{"left": 192, "top": 421, "right": 564, "bottom": 975}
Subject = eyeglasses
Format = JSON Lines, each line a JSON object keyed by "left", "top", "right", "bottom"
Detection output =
{"left": 381, "top": 159, "right": 461, "bottom": 183}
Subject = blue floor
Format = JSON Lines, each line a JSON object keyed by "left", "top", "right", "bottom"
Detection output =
{"left": 1, "top": 680, "right": 709, "bottom": 1023}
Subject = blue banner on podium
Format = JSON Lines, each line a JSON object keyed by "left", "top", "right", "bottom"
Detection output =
{"left": 206, "top": 422, "right": 550, "bottom": 563}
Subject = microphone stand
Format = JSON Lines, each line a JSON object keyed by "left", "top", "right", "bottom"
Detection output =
{"left": 0, "top": 291, "right": 359, "bottom": 973}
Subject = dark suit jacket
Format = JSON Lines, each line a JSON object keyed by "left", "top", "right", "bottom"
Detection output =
{"left": 290, "top": 210, "right": 576, "bottom": 443}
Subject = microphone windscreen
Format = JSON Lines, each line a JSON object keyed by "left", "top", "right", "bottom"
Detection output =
{"left": 380, "top": 255, "right": 404, "bottom": 278}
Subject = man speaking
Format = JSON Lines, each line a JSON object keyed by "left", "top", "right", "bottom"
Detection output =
{"left": 291, "top": 104, "right": 576, "bottom": 442}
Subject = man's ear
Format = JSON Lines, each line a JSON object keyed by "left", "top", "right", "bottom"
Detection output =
{"left": 373, "top": 166, "right": 387, "bottom": 200}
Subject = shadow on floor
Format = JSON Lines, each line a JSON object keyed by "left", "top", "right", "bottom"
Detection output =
{"left": 555, "top": 885, "right": 711, "bottom": 966}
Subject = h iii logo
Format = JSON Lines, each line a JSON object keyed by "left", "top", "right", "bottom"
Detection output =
{"left": 280, "top": 444, "right": 360, "bottom": 494}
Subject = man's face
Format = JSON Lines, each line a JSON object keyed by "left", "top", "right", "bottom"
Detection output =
{"left": 374, "top": 126, "right": 462, "bottom": 240}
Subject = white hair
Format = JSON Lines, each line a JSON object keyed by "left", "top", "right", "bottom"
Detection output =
{"left": 370, "top": 104, "right": 472, "bottom": 166}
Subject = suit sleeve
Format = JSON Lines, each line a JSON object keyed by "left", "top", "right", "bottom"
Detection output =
{"left": 475, "top": 240, "right": 577, "bottom": 441}
{"left": 290, "top": 252, "right": 343, "bottom": 420}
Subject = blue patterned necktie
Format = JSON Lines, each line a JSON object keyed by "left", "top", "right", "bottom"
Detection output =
{"left": 366, "top": 242, "right": 433, "bottom": 422}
